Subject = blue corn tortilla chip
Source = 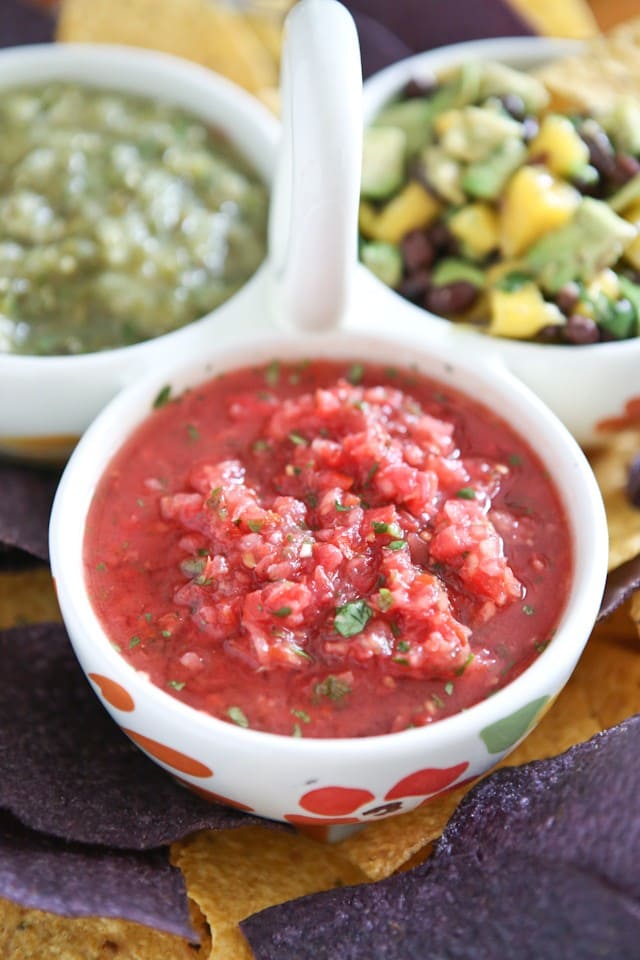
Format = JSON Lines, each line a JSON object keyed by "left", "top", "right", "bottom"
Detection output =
{"left": 0, "top": 622, "right": 270, "bottom": 848}
{"left": 242, "top": 851, "right": 640, "bottom": 960}
{"left": 0, "top": 462, "right": 59, "bottom": 567}
{"left": 0, "top": 811, "right": 195, "bottom": 941}
{"left": 598, "top": 553, "right": 640, "bottom": 620}
{"left": 243, "top": 717, "right": 640, "bottom": 959}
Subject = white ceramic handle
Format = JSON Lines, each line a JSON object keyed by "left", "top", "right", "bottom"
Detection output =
{"left": 269, "top": 0, "right": 362, "bottom": 332}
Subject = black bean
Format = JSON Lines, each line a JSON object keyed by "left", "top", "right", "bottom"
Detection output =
{"left": 426, "top": 220, "right": 457, "bottom": 254}
{"left": 425, "top": 281, "right": 479, "bottom": 316}
{"left": 581, "top": 126, "right": 617, "bottom": 180}
{"left": 400, "top": 230, "right": 435, "bottom": 273}
{"left": 397, "top": 269, "right": 431, "bottom": 304}
{"left": 626, "top": 454, "right": 640, "bottom": 507}
{"left": 521, "top": 116, "right": 540, "bottom": 142}
{"left": 565, "top": 313, "right": 600, "bottom": 345}
{"left": 403, "top": 77, "right": 438, "bottom": 99}
{"left": 610, "top": 153, "right": 640, "bottom": 187}
{"left": 536, "top": 324, "right": 565, "bottom": 344}
{"left": 555, "top": 282, "right": 582, "bottom": 315}
{"left": 498, "top": 93, "right": 526, "bottom": 121}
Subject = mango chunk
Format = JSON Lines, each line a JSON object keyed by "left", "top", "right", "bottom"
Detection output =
{"left": 362, "top": 182, "right": 441, "bottom": 244}
{"left": 500, "top": 165, "right": 580, "bottom": 258}
{"left": 528, "top": 115, "right": 589, "bottom": 178}
{"left": 488, "top": 283, "right": 564, "bottom": 339}
{"left": 449, "top": 203, "right": 499, "bottom": 259}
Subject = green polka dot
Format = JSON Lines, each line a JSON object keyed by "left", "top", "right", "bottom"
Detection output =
{"left": 480, "top": 696, "right": 549, "bottom": 754}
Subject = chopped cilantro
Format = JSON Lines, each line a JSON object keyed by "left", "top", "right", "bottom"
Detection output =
{"left": 432, "top": 693, "right": 445, "bottom": 709}
{"left": 444, "top": 681, "right": 454, "bottom": 696}
{"left": 252, "top": 439, "right": 270, "bottom": 453}
{"left": 247, "top": 519, "right": 264, "bottom": 533}
{"left": 392, "top": 657, "right": 409, "bottom": 666}
{"left": 346, "top": 362, "right": 364, "bottom": 385}
{"left": 523, "top": 604, "right": 536, "bottom": 616}
{"left": 535, "top": 640, "right": 549, "bottom": 654}
{"left": 289, "top": 431, "right": 307, "bottom": 446}
{"left": 390, "top": 621, "right": 402, "bottom": 638}
{"left": 388, "top": 540, "right": 406, "bottom": 551}
{"left": 378, "top": 587, "right": 394, "bottom": 611}
{"left": 314, "top": 675, "right": 352, "bottom": 701}
{"left": 153, "top": 385, "right": 172, "bottom": 409}
{"left": 334, "top": 599, "right": 373, "bottom": 637}
{"left": 364, "top": 462, "right": 380, "bottom": 485}
{"left": 273, "top": 606, "right": 292, "bottom": 618}
{"left": 508, "top": 453, "right": 523, "bottom": 467}
{"left": 227, "top": 706, "right": 249, "bottom": 727}
{"left": 128, "top": 635, "right": 141, "bottom": 649}
{"left": 96, "top": 562, "right": 106, "bottom": 572}
{"left": 456, "top": 651, "right": 475, "bottom": 676}
{"left": 292, "top": 723, "right": 303, "bottom": 738}
{"left": 181, "top": 557, "right": 205, "bottom": 577}
{"left": 291, "top": 708, "right": 311, "bottom": 723}
{"left": 136, "top": 497, "right": 145, "bottom": 508}
{"left": 208, "top": 486, "right": 222, "bottom": 505}
{"left": 264, "top": 360, "right": 280, "bottom": 387}
{"left": 306, "top": 492, "right": 318, "bottom": 508}
{"left": 397, "top": 640, "right": 410, "bottom": 653}
{"left": 186, "top": 424, "right": 200, "bottom": 442}
{"left": 335, "top": 500, "right": 352, "bottom": 512}
{"left": 161, "top": 630, "right": 172, "bottom": 638}
{"left": 372, "top": 521, "right": 402, "bottom": 536}
{"left": 143, "top": 613, "right": 152, "bottom": 623}
{"left": 456, "top": 487, "right": 476, "bottom": 500}
{"left": 168, "top": 680, "right": 185, "bottom": 691}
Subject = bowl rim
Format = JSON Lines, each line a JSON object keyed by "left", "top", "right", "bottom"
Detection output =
{"left": 50, "top": 318, "right": 608, "bottom": 759}
{"left": 0, "top": 41, "right": 278, "bottom": 370}
{"left": 360, "top": 33, "right": 640, "bottom": 361}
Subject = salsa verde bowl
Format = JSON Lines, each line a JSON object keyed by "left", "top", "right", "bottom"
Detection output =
{"left": 360, "top": 36, "right": 640, "bottom": 447}
{"left": 0, "top": 42, "right": 277, "bottom": 462}
{"left": 49, "top": 304, "right": 607, "bottom": 830}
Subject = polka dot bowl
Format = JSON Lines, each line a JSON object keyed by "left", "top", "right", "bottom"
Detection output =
{"left": 49, "top": 290, "right": 608, "bottom": 836}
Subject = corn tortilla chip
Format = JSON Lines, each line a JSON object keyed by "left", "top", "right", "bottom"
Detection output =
{"left": 509, "top": 0, "right": 598, "bottom": 39}
{"left": 0, "top": 568, "right": 60, "bottom": 630}
{"left": 590, "top": 427, "right": 640, "bottom": 571}
{"left": 0, "top": 898, "right": 207, "bottom": 960}
{"left": 172, "top": 825, "right": 366, "bottom": 956}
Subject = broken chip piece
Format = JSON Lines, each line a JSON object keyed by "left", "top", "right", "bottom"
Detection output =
{"left": 0, "top": 622, "right": 269, "bottom": 848}
{"left": 0, "top": 812, "right": 195, "bottom": 941}
{"left": 0, "top": 461, "right": 59, "bottom": 568}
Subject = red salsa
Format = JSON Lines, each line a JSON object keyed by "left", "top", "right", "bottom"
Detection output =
{"left": 85, "top": 360, "right": 572, "bottom": 738}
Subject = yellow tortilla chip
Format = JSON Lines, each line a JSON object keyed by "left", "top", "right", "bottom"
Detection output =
{"left": 172, "top": 825, "right": 366, "bottom": 957}
{"left": 509, "top": 0, "right": 598, "bottom": 39}
{"left": 57, "top": 0, "right": 282, "bottom": 95}
{"left": 536, "top": 17, "right": 640, "bottom": 111}
{"left": 590, "top": 427, "right": 640, "bottom": 570}
{"left": 0, "top": 898, "right": 205, "bottom": 959}
{"left": 0, "top": 568, "right": 60, "bottom": 630}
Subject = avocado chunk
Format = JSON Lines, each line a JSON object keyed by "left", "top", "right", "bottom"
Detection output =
{"left": 360, "top": 241, "right": 403, "bottom": 288}
{"left": 361, "top": 126, "right": 406, "bottom": 200}
{"left": 432, "top": 257, "right": 485, "bottom": 289}
{"left": 373, "top": 98, "right": 435, "bottom": 157}
{"left": 420, "top": 145, "right": 465, "bottom": 204}
{"left": 476, "top": 61, "right": 549, "bottom": 113}
{"left": 601, "top": 98, "right": 640, "bottom": 156}
{"left": 461, "top": 138, "right": 527, "bottom": 200}
{"left": 436, "top": 106, "right": 522, "bottom": 164}
{"left": 525, "top": 198, "right": 637, "bottom": 293}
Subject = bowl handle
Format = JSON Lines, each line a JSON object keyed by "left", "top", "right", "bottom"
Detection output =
{"left": 268, "top": 0, "right": 362, "bottom": 332}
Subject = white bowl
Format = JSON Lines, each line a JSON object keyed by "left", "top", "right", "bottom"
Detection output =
{"left": 50, "top": 277, "right": 608, "bottom": 833}
{"left": 361, "top": 36, "right": 640, "bottom": 447}
{"left": 0, "top": 43, "right": 278, "bottom": 461}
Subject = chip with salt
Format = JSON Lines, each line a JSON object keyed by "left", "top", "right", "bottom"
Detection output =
{"left": 0, "top": 812, "right": 195, "bottom": 941}
{"left": 242, "top": 716, "right": 640, "bottom": 959}
{"left": 0, "top": 622, "right": 269, "bottom": 848}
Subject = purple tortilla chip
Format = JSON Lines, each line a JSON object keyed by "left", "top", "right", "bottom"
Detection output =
{"left": 0, "top": 461, "right": 59, "bottom": 565}
{"left": 0, "top": 622, "right": 272, "bottom": 848}
{"left": 0, "top": 812, "right": 195, "bottom": 940}
{"left": 437, "top": 714, "right": 640, "bottom": 899}
{"left": 243, "top": 718, "right": 640, "bottom": 959}
{"left": 598, "top": 555, "right": 640, "bottom": 620}
{"left": 242, "top": 852, "right": 640, "bottom": 960}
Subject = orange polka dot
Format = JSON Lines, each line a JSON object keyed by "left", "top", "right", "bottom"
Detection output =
{"left": 285, "top": 813, "right": 361, "bottom": 826}
{"left": 122, "top": 729, "right": 212, "bottom": 778}
{"left": 175, "top": 778, "right": 255, "bottom": 812}
{"left": 299, "top": 786, "right": 374, "bottom": 816}
{"left": 385, "top": 761, "right": 469, "bottom": 800}
{"left": 89, "top": 673, "right": 135, "bottom": 712}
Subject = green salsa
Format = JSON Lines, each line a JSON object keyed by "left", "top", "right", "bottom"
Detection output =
{"left": 0, "top": 83, "right": 269, "bottom": 355}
